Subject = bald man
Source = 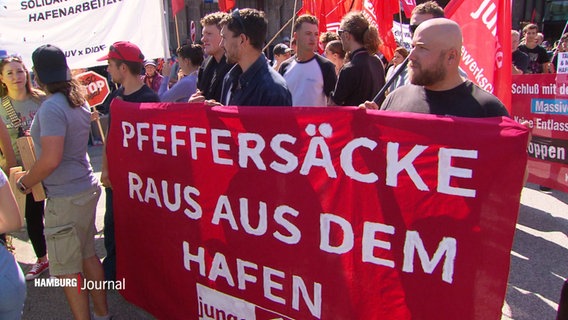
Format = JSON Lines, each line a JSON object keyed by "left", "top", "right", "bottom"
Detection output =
{"left": 373, "top": 18, "right": 508, "bottom": 117}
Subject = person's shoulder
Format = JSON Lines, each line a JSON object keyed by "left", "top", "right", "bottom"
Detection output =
{"left": 134, "top": 85, "right": 160, "bottom": 102}
{"left": 314, "top": 54, "right": 336, "bottom": 68}
{"left": 266, "top": 66, "right": 288, "bottom": 86}
{"left": 279, "top": 57, "right": 295, "bottom": 75}
{"left": 537, "top": 45, "right": 548, "bottom": 53}
{"left": 39, "top": 93, "right": 69, "bottom": 115}
{"left": 380, "top": 85, "right": 423, "bottom": 110}
{"left": 465, "top": 81, "right": 509, "bottom": 116}
{"left": 391, "top": 84, "right": 422, "bottom": 95}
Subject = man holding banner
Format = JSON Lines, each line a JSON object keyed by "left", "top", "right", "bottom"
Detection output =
{"left": 218, "top": 9, "right": 291, "bottom": 106}
{"left": 96, "top": 41, "right": 160, "bottom": 281}
{"left": 191, "top": 12, "right": 233, "bottom": 103}
{"left": 365, "top": 18, "right": 508, "bottom": 118}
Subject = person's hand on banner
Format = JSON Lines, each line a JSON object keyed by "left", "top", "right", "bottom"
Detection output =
{"left": 204, "top": 99, "right": 222, "bottom": 107}
{"left": 188, "top": 90, "right": 206, "bottom": 103}
{"left": 360, "top": 100, "right": 379, "bottom": 110}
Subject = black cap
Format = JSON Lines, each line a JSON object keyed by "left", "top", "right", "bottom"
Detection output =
{"left": 273, "top": 43, "right": 292, "bottom": 55}
{"left": 32, "top": 44, "right": 71, "bottom": 84}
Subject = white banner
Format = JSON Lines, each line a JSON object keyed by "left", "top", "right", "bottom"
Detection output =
{"left": 392, "top": 21, "right": 412, "bottom": 51}
{"left": 0, "top": 0, "right": 170, "bottom": 69}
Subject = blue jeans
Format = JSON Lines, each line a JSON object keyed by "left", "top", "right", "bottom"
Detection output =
{"left": 0, "top": 245, "right": 26, "bottom": 319}
{"left": 103, "top": 188, "right": 116, "bottom": 281}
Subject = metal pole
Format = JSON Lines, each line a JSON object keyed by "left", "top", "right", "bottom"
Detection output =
{"left": 263, "top": 15, "right": 296, "bottom": 52}
{"left": 291, "top": 0, "right": 298, "bottom": 40}
{"left": 372, "top": 56, "right": 410, "bottom": 104}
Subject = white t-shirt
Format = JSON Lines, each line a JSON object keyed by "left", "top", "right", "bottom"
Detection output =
{"left": 281, "top": 55, "right": 337, "bottom": 107}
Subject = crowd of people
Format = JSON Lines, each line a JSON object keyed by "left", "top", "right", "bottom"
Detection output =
{"left": 0, "top": 0, "right": 566, "bottom": 318}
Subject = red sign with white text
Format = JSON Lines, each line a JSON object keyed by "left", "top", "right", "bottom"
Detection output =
{"left": 446, "top": 0, "right": 512, "bottom": 110}
{"left": 74, "top": 71, "right": 110, "bottom": 107}
{"left": 107, "top": 101, "right": 528, "bottom": 320}
{"left": 511, "top": 73, "right": 568, "bottom": 192}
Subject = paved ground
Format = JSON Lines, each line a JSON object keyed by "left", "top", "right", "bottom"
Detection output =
{"left": 10, "top": 145, "right": 568, "bottom": 319}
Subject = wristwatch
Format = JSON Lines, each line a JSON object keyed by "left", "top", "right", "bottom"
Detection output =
{"left": 16, "top": 177, "right": 28, "bottom": 193}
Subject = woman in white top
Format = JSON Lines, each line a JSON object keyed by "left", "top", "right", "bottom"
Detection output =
{"left": 385, "top": 47, "right": 409, "bottom": 95}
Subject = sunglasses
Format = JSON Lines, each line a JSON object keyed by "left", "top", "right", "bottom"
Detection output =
{"left": 231, "top": 9, "right": 247, "bottom": 36}
{"left": 109, "top": 45, "right": 144, "bottom": 62}
{"left": 337, "top": 29, "right": 347, "bottom": 36}
{"left": 409, "top": 24, "right": 420, "bottom": 35}
{"left": 110, "top": 45, "right": 128, "bottom": 61}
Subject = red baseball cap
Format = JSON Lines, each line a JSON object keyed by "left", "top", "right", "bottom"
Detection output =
{"left": 97, "top": 41, "right": 144, "bottom": 63}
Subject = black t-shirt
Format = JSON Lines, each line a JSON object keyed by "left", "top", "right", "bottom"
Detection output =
{"left": 197, "top": 55, "right": 233, "bottom": 102}
{"left": 517, "top": 45, "right": 550, "bottom": 74}
{"left": 331, "top": 48, "right": 385, "bottom": 106}
{"left": 380, "top": 80, "right": 509, "bottom": 118}
{"left": 110, "top": 85, "right": 160, "bottom": 103}
{"left": 513, "top": 50, "right": 529, "bottom": 74}
{"left": 107, "top": 84, "right": 160, "bottom": 133}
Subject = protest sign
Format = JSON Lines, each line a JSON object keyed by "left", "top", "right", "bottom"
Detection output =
{"left": 0, "top": 0, "right": 169, "bottom": 69}
{"left": 108, "top": 101, "right": 528, "bottom": 319}
{"left": 557, "top": 52, "right": 568, "bottom": 74}
{"left": 75, "top": 71, "right": 110, "bottom": 107}
{"left": 446, "top": 0, "right": 512, "bottom": 110}
{"left": 511, "top": 73, "right": 568, "bottom": 192}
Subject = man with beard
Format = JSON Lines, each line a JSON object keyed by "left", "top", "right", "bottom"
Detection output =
{"left": 217, "top": 8, "right": 291, "bottom": 106}
{"left": 377, "top": 18, "right": 508, "bottom": 117}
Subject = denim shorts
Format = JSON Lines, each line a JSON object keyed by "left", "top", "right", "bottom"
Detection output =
{"left": 44, "top": 187, "right": 101, "bottom": 276}
{"left": 0, "top": 245, "right": 26, "bottom": 319}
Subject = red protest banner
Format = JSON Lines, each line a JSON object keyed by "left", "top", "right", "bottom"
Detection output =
{"left": 511, "top": 73, "right": 568, "bottom": 192}
{"left": 107, "top": 101, "right": 528, "bottom": 320}
{"left": 446, "top": 0, "right": 512, "bottom": 110}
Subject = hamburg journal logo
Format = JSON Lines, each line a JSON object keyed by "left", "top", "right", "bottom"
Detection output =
{"left": 34, "top": 275, "right": 125, "bottom": 292}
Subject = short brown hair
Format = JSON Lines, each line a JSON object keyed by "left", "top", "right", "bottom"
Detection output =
{"left": 319, "top": 32, "right": 340, "bottom": 46}
{"left": 200, "top": 11, "right": 228, "bottom": 29}
{"left": 523, "top": 23, "right": 538, "bottom": 34}
{"left": 325, "top": 40, "right": 345, "bottom": 59}
{"left": 112, "top": 59, "right": 143, "bottom": 77}
{"left": 293, "top": 14, "right": 318, "bottom": 32}
{"left": 221, "top": 9, "right": 267, "bottom": 51}
{"left": 411, "top": 1, "right": 445, "bottom": 18}
{"left": 394, "top": 47, "right": 409, "bottom": 59}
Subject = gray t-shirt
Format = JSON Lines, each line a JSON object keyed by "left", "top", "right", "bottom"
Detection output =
{"left": 30, "top": 92, "right": 97, "bottom": 197}
{"left": 0, "top": 97, "right": 42, "bottom": 164}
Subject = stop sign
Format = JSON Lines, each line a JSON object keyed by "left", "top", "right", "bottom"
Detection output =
{"left": 74, "top": 71, "right": 110, "bottom": 107}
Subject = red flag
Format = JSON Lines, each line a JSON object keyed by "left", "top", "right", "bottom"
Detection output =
{"left": 400, "top": 0, "right": 416, "bottom": 19}
{"left": 446, "top": 0, "right": 512, "bottom": 110}
{"left": 171, "top": 0, "right": 184, "bottom": 16}
{"left": 218, "top": 0, "right": 235, "bottom": 12}
{"left": 363, "top": 0, "right": 398, "bottom": 61}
